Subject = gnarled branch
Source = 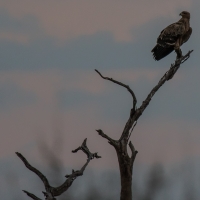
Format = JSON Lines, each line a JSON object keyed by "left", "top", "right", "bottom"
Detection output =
{"left": 95, "top": 69, "right": 137, "bottom": 111}
{"left": 72, "top": 138, "right": 101, "bottom": 160}
{"left": 135, "top": 50, "right": 193, "bottom": 121}
{"left": 16, "top": 152, "right": 51, "bottom": 193}
{"left": 17, "top": 138, "right": 101, "bottom": 200}
{"left": 95, "top": 50, "right": 193, "bottom": 200}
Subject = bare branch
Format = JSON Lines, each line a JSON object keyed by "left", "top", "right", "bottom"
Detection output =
{"left": 181, "top": 50, "right": 193, "bottom": 64}
{"left": 96, "top": 51, "right": 193, "bottom": 142}
{"left": 96, "top": 129, "right": 118, "bottom": 146}
{"left": 42, "top": 191, "right": 56, "bottom": 200}
{"left": 72, "top": 138, "right": 101, "bottom": 160}
{"left": 135, "top": 50, "right": 193, "bottom": 121}
{"left": 52, "top": 139, "right": 101, "bottom": 196}
{"left": 95, "top": 50, "right": 193, "bottom": 200}
{"left": 167, "top": 50, "right": 193, "bottom": 80}
{"left": 95, "top": 69, "right": 137, "bottom": 110}
{"left": 23, "top": 190, "right": 42, "bottom": 200}
{"left": 129, "top": 141, "right": 138, "bottom": 165}
{"left": 95, "top": 69, "right": 138, "bottom": 141}
{"left": 120, "top": 111, "right": 136, "bottom": 141}
{"left": 17, "top": 139, "right": 100, "bottom": 199}
{"left": 16, "top": 152, "right": 50, "bottom": 191}
{"left": 127, "top": 121, "right": 137, "bottom": 141}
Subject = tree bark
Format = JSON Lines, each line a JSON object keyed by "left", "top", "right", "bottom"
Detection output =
{"left": 16, "top": 139, "right": 101, "bottom": 200}
{"left": 117, "top": 149, "right": 133, "bottom": 200}
{"left": 95, "top": 50, "right": 193, "bottom": 200}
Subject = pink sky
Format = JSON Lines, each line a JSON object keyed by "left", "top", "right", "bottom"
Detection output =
{"left": 0, "top": 0, "right": 198, "bottom": 171}
{"left": 0, "top": 69, "right": 199, "bottom": 169}
{"left": 0, "top": 0, "right": 191, "bottom": 43}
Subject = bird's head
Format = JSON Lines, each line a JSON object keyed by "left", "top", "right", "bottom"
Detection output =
{"left": 179, "top": 11, "right": 190, "bottom": 19}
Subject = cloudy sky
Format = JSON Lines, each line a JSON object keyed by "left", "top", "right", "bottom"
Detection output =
{"left": 0, "top": 0, "right": 200, "bottom": 198}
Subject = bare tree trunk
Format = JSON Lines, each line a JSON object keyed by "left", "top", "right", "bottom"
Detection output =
{"left": 95, "top": 50, "right": 193, "bottom": 200}
{"left": 117, "top": 149, "right": 133, "bottom": 200}
{"left": 17, "top": 50, "right": 193, "bottom": 200}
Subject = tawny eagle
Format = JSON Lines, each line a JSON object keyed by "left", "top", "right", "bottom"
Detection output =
{"left": 152, "top": 11, "right": 192, "bottom": 60}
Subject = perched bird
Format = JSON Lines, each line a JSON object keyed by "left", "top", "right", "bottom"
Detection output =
{"left": 152, "top": 11, "right": 192, "bottom": 61}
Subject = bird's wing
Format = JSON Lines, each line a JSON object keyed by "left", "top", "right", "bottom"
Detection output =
{"left": 157, "top": 21, "right": 185, "bottom": 45}
{"left": 182, "top": 27, "right": 192, "bottom": 44}
{"left": 151, "top": 19, "right": 190, "bottom": 61}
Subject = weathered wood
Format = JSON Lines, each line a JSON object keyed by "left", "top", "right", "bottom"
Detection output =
{"left": 95, "top": 50, "right": 193, "bottom": 200}
{"left": 16, "top": 138, "right": 100, "bottom": 200}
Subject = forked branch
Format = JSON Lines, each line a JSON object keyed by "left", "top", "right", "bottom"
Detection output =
{"left": 16, "top": 138, "right": 101, "bottom": 200}
{"left": 72, "top": 138, "right": 101, "bottom": 160}
{"left": 135, "top": 50, "right": 193, "bottom": 120}
{"left": 95, "top": 50, "right": 193, "bottom": 200}
{"left": 95, "top": 50, "right": 193, "bottom": 141}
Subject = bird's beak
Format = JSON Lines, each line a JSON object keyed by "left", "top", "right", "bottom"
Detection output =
{"left": 179, "top": 13, "right": 182, "bottom": 16}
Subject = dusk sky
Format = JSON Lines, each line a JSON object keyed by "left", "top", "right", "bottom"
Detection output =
{"left": 0, "top": 0, "right": 200, "bottom": 199}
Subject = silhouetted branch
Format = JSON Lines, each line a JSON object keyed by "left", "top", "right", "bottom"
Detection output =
{"left": 129, "top": 141, "right": 138, "bottom": 168}
{"left": 95, "top": 69, "right": 137, "bottom": 111}
{"left": 96, "top": 129, "right": 118, "bottom": 147}
{"left": 23, "top": 190, "right": 42, "bottom": 200}
{"left": 16, "top": 152, "right": 50, "bottom": 191}
{"left": 95, "top": 50, "right": 193, "bottom": 200}
{"left": 135, "top": 50, "right": 193, "bottom": 121}
{"left": 16, "top": 138, "right": 101, "bottom": 199}
{"left": 72, "top": 138, "right": 101, "bottom": 160}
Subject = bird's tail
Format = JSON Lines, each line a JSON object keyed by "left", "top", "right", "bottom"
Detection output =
{"left": 151, "top": 44, "right": 174, "bottom": 61}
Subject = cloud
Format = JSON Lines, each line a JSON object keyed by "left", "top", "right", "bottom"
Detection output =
{"left": 0, "top": 68, "right": 199, "bottom": 165}
{"left": 0, "top": 13, "right": 196, "bottom": 71}
{"left": 0, "top": 9, "right": 42, "bottom": 44}
{"left": 134, "top": 116, "right": 200, "bottom": 164}
{"left": 0, "top": 31, "right": 29, "bottom": 44}
{"left": 0, "top": 67, "right": 197, "bottom": 120}
{"left": 0, "top": 70, "right": 62, "bottom": 106}
{"left": 0, "top": 68, "right": 180, "bottom": 112}
{"left": 0, "top": 82, "right": 37, "bottom": 111}
{"left": 0, "top": 0, "right": 191, "bottom": 42}
{"left": 0, "top": 0, "right": 198, "bottom": 169}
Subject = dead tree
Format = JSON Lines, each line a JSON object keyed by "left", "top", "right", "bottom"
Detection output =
{"left": 95, "top": 50, "right": 193, "bottom": 200}
{"left": 16, "top": 138, "right": 101, "bottom": 200}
